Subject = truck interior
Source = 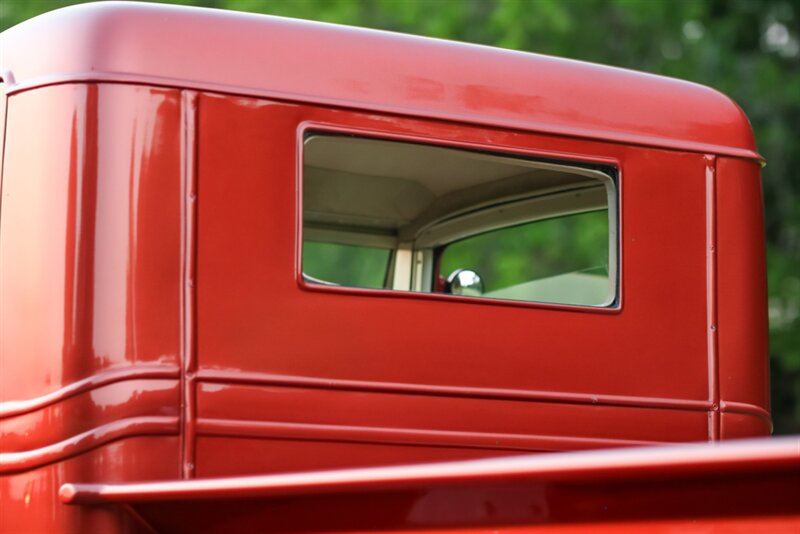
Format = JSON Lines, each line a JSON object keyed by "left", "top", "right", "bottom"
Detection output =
{"left": 302, "top": 134, "right": 618, "bottom": 307}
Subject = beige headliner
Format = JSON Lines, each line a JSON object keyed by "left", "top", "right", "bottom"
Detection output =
{"left": 304, "top": 135, "right": 607, "bottom": 238}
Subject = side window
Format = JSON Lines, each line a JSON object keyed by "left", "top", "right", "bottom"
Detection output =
{"left": 437, "top": 210, "right": 610, "bottom": 306}
{"left": 301, "top": 133, "right": 617, "bottom": 307}
{"left": 302, "top": 241, "right": 391, "bottom": 289}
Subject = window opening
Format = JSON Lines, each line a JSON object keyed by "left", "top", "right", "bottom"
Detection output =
{"left": 302, "top": 134, "right": 617, "bottom": 307}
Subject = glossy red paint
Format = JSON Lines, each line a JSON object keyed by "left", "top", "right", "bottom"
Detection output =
{"left": 58, "top": 438, "right": 800, "bottom": 531}
{"left": 0, "top": 2, "right": 780, "bottom": 533}
{"left": 1, "top": 437, "right": 180, "bottom": 533}
{"left": 0, "top": 83, "right": 183, "bottom": 530}
{"left": 0, "top": 379, "right": 178, "bottom": 457}
{"left": 0, "top": 2, "right": 758, "bottom": 160}
{"left": 195, "top": 94, "right": 716, "bottom": 475}
{"left": 716, "top": 158, "right": 770, "bottom": 410}
{"left": 0, "top": 83, "right": 183, "bottom": 402}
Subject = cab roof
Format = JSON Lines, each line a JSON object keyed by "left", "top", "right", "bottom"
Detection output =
{"left": 0, "top": 1, "right": 759, "bottom": 160}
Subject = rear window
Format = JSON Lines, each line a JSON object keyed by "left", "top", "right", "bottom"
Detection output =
{"left": 301, "top": 134, "right": 617, "bottom": 308}
{"left": 302, "top": 242, "right": 391, "bottom": 289}
{"left": 438, "top": 210, "right": 609, "bottom": 306}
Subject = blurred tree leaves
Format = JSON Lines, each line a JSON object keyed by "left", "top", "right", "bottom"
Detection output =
{"left": 440, "top": 210, "right": 609, "bottom": 294}
{"left": 2, "top": 0, "right": 798, "bottom": 432}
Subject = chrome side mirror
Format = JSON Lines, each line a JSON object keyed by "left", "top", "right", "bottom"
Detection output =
{"left": 445, "top": 269, "right": 484, "bottom": 297}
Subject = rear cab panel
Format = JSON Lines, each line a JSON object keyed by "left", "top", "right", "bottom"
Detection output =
{"left": 195, "top": 93, "right": 714, "bottom": 477}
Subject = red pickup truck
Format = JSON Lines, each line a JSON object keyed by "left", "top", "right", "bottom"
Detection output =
{"left": 1, "top": 2, "right": 797, "bottom": 533}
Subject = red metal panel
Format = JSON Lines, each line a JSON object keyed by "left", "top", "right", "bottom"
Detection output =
{"left": 0, "top": 83, "right": 183, "bottom": 402}
{"left": 193, "top": 381, "right": 706, "bottom": 477}
{"left": 715, "top": 157, "right": 770, "bottom": 419}
{"left": 0, "top": 83, "right": 184, "bottom": 532}
{"left": 1, "top": 84, "right": 84, "bottom": 403}
{"left": 197, "top": 383, "right": 704, "bottom": 446}
{"left": 58, "top": 438, "right": 800, "bottom": 532}
{"left": 196, "top": 437, "right": 516, "bottom": 478}
{"left": 395, "top": 517, "right": 800, "bottom": 533}
{"left": 0, "top": 379, "right": 178, "bottom": 457}
{"left": 721, "top": 412, "right": 772, "bottom": 440}
{"left": 196, "top": 92, "right": 712, "bottom": 465}
{"left": 1, "top": 437, "right": 179, "bottom": 534}
{"left": 0, "top": 3, "right": 759, "bottom": 160}
{"left": 191, "top": 382, "right": 704, "bottom": 477}
{"left": 197, "top": 93, "right": 710, "bottom": 400}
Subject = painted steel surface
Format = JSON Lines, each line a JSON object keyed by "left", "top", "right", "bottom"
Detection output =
{"left": 0, "top": 2, "right": 758, "bottom": 160}
{"left": 716, "top": 158, "right": 770, "bottom": 412}
{"left": 2, "top": 438, "right": 180, "bottom": 533}
{"left": 0, "top": 2, "right": 776, "bottom": 533}
{"left": 195, "top": 94, "right": 720, "bottom": 459}
{"left": 0, "top": 84, "right": 184, "bottom": 532}
{"left": 59, "top": 437, "right": 800, "bottom": 532}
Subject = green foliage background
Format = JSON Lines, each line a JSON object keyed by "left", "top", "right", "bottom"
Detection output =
{"left": 440, "top": 210, "right": 609, "bottom": 293}
{"left": 2, "top": 0, "right": 798, "bottom": 433}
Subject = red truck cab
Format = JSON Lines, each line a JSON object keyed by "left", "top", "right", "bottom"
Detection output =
{"left": 0, "top": 2, "right": 788, "bottom": 533}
